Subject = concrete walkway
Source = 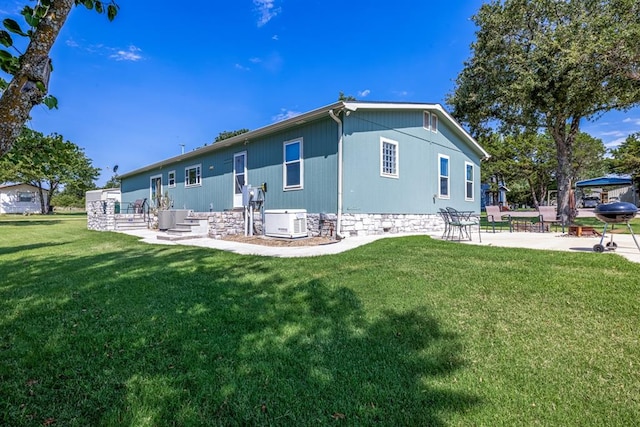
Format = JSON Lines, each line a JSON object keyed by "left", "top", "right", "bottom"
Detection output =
{"left": 116, "top": 227, "right": 640, "bottom": 264}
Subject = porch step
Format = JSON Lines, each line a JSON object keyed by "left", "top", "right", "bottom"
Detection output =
{"left": 115, "top": 216, "right": 149, "bottom": 230}
{"left": 156, "top": 232, "right": 208, "bottom": 241}
{"left": 174, "top": 218, "right": 208, "bottom": 234}
{"left": 156, "top": 218, "right": 208, "bottom": 241}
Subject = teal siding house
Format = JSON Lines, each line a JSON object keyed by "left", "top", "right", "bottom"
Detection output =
{"left": 118, "top": 101, "right": 489, "bottom": 237}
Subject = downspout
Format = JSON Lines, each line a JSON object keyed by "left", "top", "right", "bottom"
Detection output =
{"left": 328, "top": 109, "right": 344, "bottom": 238}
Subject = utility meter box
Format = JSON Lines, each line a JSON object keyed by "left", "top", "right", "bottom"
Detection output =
{"left": 241, "top": 185, "right": 254, "bottom": 207}
{"left": 264, "top": 209, "right": 308, "bottom": 238}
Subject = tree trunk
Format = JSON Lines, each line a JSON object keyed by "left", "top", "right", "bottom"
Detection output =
{"left": 527, "top": 177, "right": 540, "bottom": 208}
{"left": 36, "top": 181, "right": 47, "bottom": 214}
{"left": 46, "top": 181, "right": 58, "bottom": 214}
{"left": 538, "top": 180, "right": 547, "bottom": 207}
{"left": 550, "top": 116, "right": 580, "bottom": 225}
{"left": 0, "top": 0, "right": 74, "bottom": 157}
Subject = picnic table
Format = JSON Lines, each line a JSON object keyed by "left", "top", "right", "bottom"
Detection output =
{"left": 486, "top": 206, "right": 564, "bottom": 233}
{"left": 504, "top": 210, "right": 542, "bottom": 232}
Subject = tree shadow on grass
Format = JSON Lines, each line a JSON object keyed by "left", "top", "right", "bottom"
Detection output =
{"left": 0, "top": 238, "right": 479, "bottom": 426}
{"left": 0, "top": 220, "right": 65, "bottom": 226}
{"left": 0, "top": 242, "right": 66, "bottom": 256}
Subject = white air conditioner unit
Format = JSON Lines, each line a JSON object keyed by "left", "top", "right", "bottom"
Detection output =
{"left": 264, "top": 209, "right": 308, "bottom": 238}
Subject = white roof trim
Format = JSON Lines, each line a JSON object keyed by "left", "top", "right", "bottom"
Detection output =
{"left": 343, "top": 101, "right": 440, "bottom": 111}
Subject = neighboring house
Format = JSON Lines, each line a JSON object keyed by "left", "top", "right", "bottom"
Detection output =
{"left": 482, "top": 181, "right": 510, "bottom": 209}
{"left": 0, "top": 183, "right": 48, "bottom": 214}
{"left": 118, "top": 101, "right": 490, "bottom": 236}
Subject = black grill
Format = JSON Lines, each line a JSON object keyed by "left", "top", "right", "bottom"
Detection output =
{"left": 592, "top": 202, "right": 640, "bottom": 253}
{"left": 594, "top": 202, "right": 638, "bottom": 223}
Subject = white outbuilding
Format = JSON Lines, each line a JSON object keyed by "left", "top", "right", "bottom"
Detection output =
{"left": 0, "top": 183, "right": 49, "bottom": 214}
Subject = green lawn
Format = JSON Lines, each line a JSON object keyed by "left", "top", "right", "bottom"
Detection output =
{"left": 1, "top": 214, "right": 639, "bottom": 426}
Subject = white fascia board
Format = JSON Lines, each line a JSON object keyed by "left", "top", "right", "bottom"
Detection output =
{"left": 343, "top": 102, "right": 439, "bottom": 111}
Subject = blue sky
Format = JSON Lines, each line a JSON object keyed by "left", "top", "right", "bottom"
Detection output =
{"left": 3, "top": 0, "right": 640, "bottom": 186}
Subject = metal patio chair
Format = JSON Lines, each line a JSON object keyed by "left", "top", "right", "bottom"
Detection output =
{"left": 537, "top": 206, "right": 564, "bottom": 233}
{"left": 439, "top": 208, "right": 452, "bottom": 240}
{"left": 485, "top": 205, "right": 512, "bottom": 233}
{"left": 446, "top": 207, "right": 482, "bottom": 242}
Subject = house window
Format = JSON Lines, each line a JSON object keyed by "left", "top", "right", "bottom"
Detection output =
{"left": 284, "top": 138, "right": 303, "bottom": 190}
{"left": 423, "top": 111, "right": 438, "bottom": 133}
{"left": 380, "top": 137, "right": 399, "bottom": 178}
{"left": 18, "top": 192, "right": 34, "bottom": 202}
{"left": 185, "top": 164, "right": 201, "bottom": 187}
{"left": 438, "top": 154, "right": 450, "bottom": 198}
{"left": 465, "top": 162, "right": 474, "bottom": 201}
{"left": 168, "top": 170, "right": 176, "bottom": 188}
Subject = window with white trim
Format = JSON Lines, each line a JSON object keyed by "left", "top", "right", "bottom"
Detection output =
{"left": 18, "top": 192, "right": 34, "bottom": 202}
{"left": 168, "top": 170, "right": 176, "bottom": 188}
{"left": 380, "top": 137, "right": 399, "bottom": 178}
{"left": 423, "top": 111, "right": 438, "bottom": 133}
{"left": 185, "top": 164, "right": 201, "bottom": 187}
{"left": 284, "top": 139, "right": 303, "bottom": 189}
{"left": 438, "top": 154, "right": 450, "bottom": 198}
{"left": 465, "top": 162, "right": 474, "bottom": 201}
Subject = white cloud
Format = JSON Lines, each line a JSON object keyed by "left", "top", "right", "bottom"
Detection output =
{"left": 254, "top": 0, "right": 280, "bottom": 27}
{"left": 358, "top": 89, "right": 371, "bottom": 98}
{"left": 109, "top": 45, "right": 143, "bottom": 62}
{"left": 0, "top": 1, "right": 22, "bottom": 16}
{"left": 599, "top": 130, "right": 626, "bottom": 137}
{"left": 235, "top": 63, "right": 250, "bottom": 71}
{"left": 65, "top": 39, "right": 144, "bottom": 62}
{"left": 272, "top": 35, "right": 279, "bottom": 41}
{"left": 65, "top": 39, "right": 80, "bottom": 48}
{"left": 392, "top": 90, "right": 410, "bottom": 97}
{"left": 622, "top": 118, "right": 640, "bottom": 126}
{"left": 604, "top": 137, "right": 628, "bottom": 149}
{"left": 249, "top": 57, "right": 262, "bottom": 64}
{"left": 272, "top": 109, "right": 302, "bottom": 122}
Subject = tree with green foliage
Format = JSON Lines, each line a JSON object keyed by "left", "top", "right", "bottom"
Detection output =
{"left": 481, "top": 132, "right": 556, "bottom": 207}
{"left": 0, "top": 0, "right": 119, "bottom": 156}
{"left": 571, "top": 132, "right": 608, "bottom": 183}
{"left": 448, "top": 0, "right": 640, "bottom": 224}
{"left": 338, "top": 91, "right": 356, "bottom": 101}
{"left": 102, "top": 164, "right": 119, "bottom": 188}
{"left": 52, "top": 183, "right": 96, "bottom": 209}
{"left": 610, "top": 132, "right": 640, "bottom": 187}
{"left": 0, "top": 128, "right": 99, "bottom": 213}
{"left": 103, "top": 176, "right": 120, "bottom": 189}
{"left": 481, "top": 130, "right": 606, "bottom": 208}
{"left": 214, "top": 129, "right": 250, "bottom": 143}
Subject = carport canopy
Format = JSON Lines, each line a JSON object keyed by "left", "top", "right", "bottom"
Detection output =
{"left": 575, "top": 175, "right": 632, "bottom": 188}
